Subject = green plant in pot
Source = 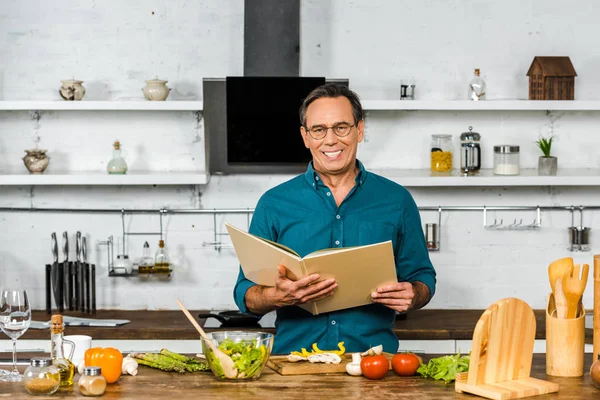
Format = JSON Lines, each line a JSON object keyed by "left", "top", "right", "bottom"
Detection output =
{"left": 536, "top": 136, "right": 557, "bottom": 176}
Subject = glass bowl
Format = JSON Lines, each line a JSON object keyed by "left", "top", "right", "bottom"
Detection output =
{"left": 201, "top": 331, "right": 274, "bottom": 381}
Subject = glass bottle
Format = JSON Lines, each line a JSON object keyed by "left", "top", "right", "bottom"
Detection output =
{"left": 138, "top": 241, "right": 154, "bottom": 274}
{"left": 24, "top": 357, "right": 60, "bottom": 396}
{"left": 78, "top": 366, "right": 107, "bottom": 397}
{"left": 154, "top": 239, "right": 171, "bottom": 274}
{"left": 49, "top": 314, "right": 75, "bottom": 387}
{"left": 430, "top": 134, "right": 453, "bottom": 173}
{"left": 468, "top": 68, "right": 486, "bottom": 101}
{"left": 107, "top": 140, "right": 128, "bottom": 174}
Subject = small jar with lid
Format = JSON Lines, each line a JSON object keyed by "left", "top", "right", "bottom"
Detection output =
{"left": 24, "top": 357, "right": 61, "bottom": 396}
{"left": 78, "top": 366, "right": 107, "bottom": 397}
{"left": 459, "top": 126, "right": 481, "bottom": 175}
{"left": 430, "top": 134, "right": 453, "bottom": 172}
{"left": 493, "top": 145, "right": 520, "bottom": 175}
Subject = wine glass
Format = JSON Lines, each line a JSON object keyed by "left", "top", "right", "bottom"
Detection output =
{"left": 0, "top": 289, "right": 31, "bottom": 382}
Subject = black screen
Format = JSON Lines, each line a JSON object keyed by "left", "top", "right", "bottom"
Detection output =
{"left": 226, "top": 77, "right": 326, "bottom": 165}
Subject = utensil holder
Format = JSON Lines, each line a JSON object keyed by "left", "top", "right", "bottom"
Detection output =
{"left": 546, "top": 292, "right": 585, "bottom": 377}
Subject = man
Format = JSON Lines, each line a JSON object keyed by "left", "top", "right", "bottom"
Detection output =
{"left": 233, "top": 83, "right": 436, "bottom": 355}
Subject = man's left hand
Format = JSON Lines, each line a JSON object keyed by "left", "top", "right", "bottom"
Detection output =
{"left": 371, "top": 281, "right": 430, "bottom": 312}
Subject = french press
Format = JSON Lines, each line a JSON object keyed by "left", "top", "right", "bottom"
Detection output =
{"left": 460, "top": 126, "right": 481, "bottom": 175}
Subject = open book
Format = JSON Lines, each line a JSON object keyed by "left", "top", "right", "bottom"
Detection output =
{"left": 226, "top": 223, "right": 398, "bottom": 315}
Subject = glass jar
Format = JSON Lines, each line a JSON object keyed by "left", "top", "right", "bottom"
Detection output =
{"left": 78, "top": 366, "right": 107, "bottom": 397}
{"left": 459, "top": 126, "right": 481, "bottom": 175}
{"left": 430, "top": 134, "right": 453, "bottom": 172}
{"left": 24, "top": 357, "right": 61, "bottom": 396}
{"left": 493, "top": 145, "right": 520, "bottom": 175}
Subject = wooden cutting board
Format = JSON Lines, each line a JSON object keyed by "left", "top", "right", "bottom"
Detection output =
{"left": 267, "top": 352, "right": 393, "bottom": 375}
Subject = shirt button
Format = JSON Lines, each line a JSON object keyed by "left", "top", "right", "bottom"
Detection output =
{"left": 331, "top": 320, "right": 336, "bottom": 325}
{"left": 335, "top": 240, "right": 340, "bottom": 245}
{"left": 316, "top": 176, "right": 319, "bottom": 181}
{"left": 336, "top": 215, "right": 341, "bottom": 219}
{"left": 326, "top": 192, "right": 331, "bottom": 196}
{"left": 312, "top": 183, "right": 315, "bottom": 186}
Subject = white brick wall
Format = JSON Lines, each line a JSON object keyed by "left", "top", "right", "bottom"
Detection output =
{"left": 1, "top": 1, "right": 600, "bottom": 311}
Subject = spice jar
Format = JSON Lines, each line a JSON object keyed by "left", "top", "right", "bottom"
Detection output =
{"left": 493, "top": 145, "right": 520, "bottom": 175}
{"left": 24, "top": 357, "right": 61, "bottom": 396}
{"left": 459, "top": 126, "right": 481, "bottom": 175}
{"left": 430, "top": 134, "right": 453, "bottom": 172}
{"left": 78, "top": 366, "right": 107, "bottom": 397}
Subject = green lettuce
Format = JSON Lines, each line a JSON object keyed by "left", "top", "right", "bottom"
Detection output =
{"left": 417, "top": 353, "right": 470, "bottom": 383}
{"left": 208, "top": 338, "right": 268, "bottom": 379}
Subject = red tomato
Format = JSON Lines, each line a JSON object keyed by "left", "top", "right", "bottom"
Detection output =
{"left": 391, "top": 353, "right": 420, "bottom": 376}
{"left": 360, "top": 355, "right": 389, "bottom": 379}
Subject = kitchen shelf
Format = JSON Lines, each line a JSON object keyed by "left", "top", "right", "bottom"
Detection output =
{"left": 0, "top": 172, "right": 210, "bottom": 185}
{"left": 361, "top": 100, "right": 600, "bottom": 111}
{"left": 0, "top": 101, "right": 203, "bottom": 111}
{"left": 373, "top": 168, "right": 600, "bottom": 187}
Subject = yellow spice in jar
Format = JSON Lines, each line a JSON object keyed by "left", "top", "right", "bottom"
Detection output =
{"left": 431, "top": 151, "right": 453, "bottom": 172}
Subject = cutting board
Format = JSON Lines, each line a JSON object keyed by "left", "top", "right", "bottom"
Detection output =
{"left": 267, "top": 352, "right": 393, "bottom": 375}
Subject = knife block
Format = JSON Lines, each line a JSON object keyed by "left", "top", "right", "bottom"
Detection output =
{"left": 546, "top": 293, "right": 585, "bottom": 377}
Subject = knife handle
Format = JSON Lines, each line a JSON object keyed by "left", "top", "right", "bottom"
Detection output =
{"left": 58, "top": 263, "right": 64, "bottom": 313}
{"left": 84, "top": 263, "right": 90, "bottom": 314}
{"left": 45, "top": 264, "right": 52, "bottom": 315}
{"left": 91, "top": 264, "right": 96, "bottom": 315}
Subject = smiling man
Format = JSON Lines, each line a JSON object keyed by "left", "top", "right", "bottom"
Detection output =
{"left": 233, "top": 83, "right": 436, "bottom": 355}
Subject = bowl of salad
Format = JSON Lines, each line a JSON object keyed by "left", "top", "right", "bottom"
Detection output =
{"left": 201, "top": 331, "right": 274, "bottom": 380}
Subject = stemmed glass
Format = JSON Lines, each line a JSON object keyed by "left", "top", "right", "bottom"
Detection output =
{"left": 0, "top": 289, "right": 31, "bottom": 382}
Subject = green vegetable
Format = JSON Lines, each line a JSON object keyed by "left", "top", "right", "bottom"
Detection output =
{"left": 207, "top": 338, "right": 268, "bottom": 379}
{"left": 132, "top": 350, "right": 210, "bottom": 373}
{"left": 417, "top": 353, "right": 470, "bottom": 383}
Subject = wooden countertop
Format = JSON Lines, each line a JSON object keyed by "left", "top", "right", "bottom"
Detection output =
{"left": 0, "top": 353, "right": 597, "bottom": 399}
{"left": 22, "top": 309, "right": 593, "bottom": 342}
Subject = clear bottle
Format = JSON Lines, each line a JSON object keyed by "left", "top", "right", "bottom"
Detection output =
{"left": 430, "top": 134, "right": 453, "bottom": 172}
{"left": 24, "top": 357, "right": 61, "bottom": 396}
{"left": 154, "top": 239, "right": 171, "bottom": 274}
{"left": 78, "top": 366, "right": 107, "bottom": 397}
{"left": 49, "top": 314, "right": 75, "bottom": 387}
{"left": 107, "top": 140, "right": 128, "bottom": 174}
{"left": 138, "top": 241, "right": 154, "bottom": 274}
{"left": 468, "top": 68, "right": 487, "bottom": 101}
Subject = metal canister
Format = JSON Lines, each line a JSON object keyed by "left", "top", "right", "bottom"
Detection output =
{"left": 460, "top": 126, "right": 481, "bottom": 175}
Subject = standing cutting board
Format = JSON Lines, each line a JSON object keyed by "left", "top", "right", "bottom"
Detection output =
{"left": 267, "top": 352, "right": 393, "bottom": 375}
{"left": 455, "top": 297, "right": 559, "bottom": 399}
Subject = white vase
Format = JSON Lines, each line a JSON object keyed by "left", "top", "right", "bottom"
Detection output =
{"left": 142, "top": 77, "right": 171, "bottom": 101}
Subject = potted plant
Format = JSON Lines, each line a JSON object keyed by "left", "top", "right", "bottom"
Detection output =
{"left": 536, "top": 136, "right": 557, "bottom": 176}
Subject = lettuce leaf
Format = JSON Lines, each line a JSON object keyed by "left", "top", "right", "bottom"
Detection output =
{"left": 416, "top": 353, "right": 470, "bottom": 383}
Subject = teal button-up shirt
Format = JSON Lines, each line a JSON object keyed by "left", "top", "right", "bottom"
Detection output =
{"left": 233, "top": 160, "right": 436, "bottom": 355}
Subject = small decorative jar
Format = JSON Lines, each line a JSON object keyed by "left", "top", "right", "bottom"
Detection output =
{"left": 24, "top": 357, "right": 61, "bottom": 396}
{"left": 107, "top": 140, "right": 128, "bottom": 174}
{"left": 78, "top": 366, "right": 107, "bottom": 397}
{"left": 23, "top": 149, "right": 50, "bottom": 174}
{"left": 430, "top": 134, "right": 453, "bottom": 172}
{"left": 493, "top": 145, "right": 520, "bottom": 175}
{"left": 142, "top": 76, "right": 171, "bottom": 101}
{"left": 59, "top": 79, "right": 86, "bottom": 101}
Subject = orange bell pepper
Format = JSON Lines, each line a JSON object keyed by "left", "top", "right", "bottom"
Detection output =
{"left": 84, "top": 347, "right": 123, "bottom": 384}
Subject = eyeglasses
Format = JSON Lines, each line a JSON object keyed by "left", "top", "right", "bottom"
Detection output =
{"left": 304, "top": 122, "right": 356, "bottom": 140}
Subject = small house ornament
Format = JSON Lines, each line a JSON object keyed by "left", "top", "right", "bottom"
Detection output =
{"left": 526, "top": 56, "right": 577, "bottom": 100}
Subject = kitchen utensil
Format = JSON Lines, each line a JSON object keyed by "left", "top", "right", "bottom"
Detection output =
{"left": 455, "top": 298, "right": 558, "bottom": 399}
{"left": 82, "top": 237, "right": 90, "bottom": 314}
{"left": 45, "top": 264, "right": 51, "bottom": 315}
{"left": 546, "top": 292, "right": 585, "bottom": 377}
{"left": 75, "top": 231, "right": 82, "bottom": 311}
{"left": 267, "top": 352, "right": 393, "bottom": 376}
{"left": 91, "top": 264, "right": 96, "bottom": 314}
{"left": 176, "top": 300, "right": 237, "bottom": 379}
{"left": 548, "top": 257, "right": 574, "bottom": 297}
{"left": 459, "top": 126, "right": 481, "bottom": 176}
{"left": 562, "top": 263, "right": 589, "bottom": 319}
{"left": 197, "top": 311, "right": 261, "bottom": 327}
{"left": 594, "top": 255, "right": 600, "bottom": 364}
{"left": 50, "top": 233, "right": 61, "bottom": 311}
{"left": 62, "top": 231, "right": 72, "bottom": 310}
{"left": 554, "top": 277, "right": 568, "bottom": 319}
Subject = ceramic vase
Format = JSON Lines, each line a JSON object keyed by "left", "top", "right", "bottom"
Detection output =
{"left": 23, "top": 149, "right": 49, "bottom": 174}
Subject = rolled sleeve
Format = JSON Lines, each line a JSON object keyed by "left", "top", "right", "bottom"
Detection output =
{"left": 233, "top": 267, "right": 255, "bottom": 314}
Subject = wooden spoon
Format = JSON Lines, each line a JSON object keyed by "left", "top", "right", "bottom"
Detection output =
{"left": 176, "top": 300, "right": 238, "bottom": 378}
{"left": 562, "top": 264, "right": 589, "bottom": 319}
{"left": 554, "top": 277, "right": 568, "bottom": 319}
{"left": 548, "top": 257, "right": 574, "bottom": 296}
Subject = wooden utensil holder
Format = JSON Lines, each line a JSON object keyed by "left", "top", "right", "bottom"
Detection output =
{"left": 546, "top": 293, "right": 585, "bottom": 377}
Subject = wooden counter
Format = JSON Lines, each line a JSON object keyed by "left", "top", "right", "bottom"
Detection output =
{"left": 22, "top": 309, "right": 593, "bottom": 343}
{"left": 0, "top": 354, "right": 597, "bottom": 399}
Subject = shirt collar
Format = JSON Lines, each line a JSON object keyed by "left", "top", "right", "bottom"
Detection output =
{"left": 304, "top": 159, "right": 367, "bottom": 188}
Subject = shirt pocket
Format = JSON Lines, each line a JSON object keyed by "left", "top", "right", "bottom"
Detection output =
{"left": 358, "top": 221, "right": 397, "bottom": 248}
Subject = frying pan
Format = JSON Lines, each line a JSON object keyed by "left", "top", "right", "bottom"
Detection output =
{"left": 197, "top": 311, "right": 261, "bottom": 327}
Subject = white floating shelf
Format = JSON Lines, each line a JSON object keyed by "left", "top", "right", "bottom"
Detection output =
{"left": 0, "top": 172, "right": 210, "bottom": 186}
{"left": 372, "top": 168, "right": 600, "bottom": 187}
{"left": 0, "top": 101, "right": 203, "bottom": 111}
{"left": 362, "top": 100, "right": 600, "bottom": 111}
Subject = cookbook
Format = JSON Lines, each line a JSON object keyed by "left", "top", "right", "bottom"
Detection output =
{"left": 225, "top": 223, "right": 398, "bottom": 315}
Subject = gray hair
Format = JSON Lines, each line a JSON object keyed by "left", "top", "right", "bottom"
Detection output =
{"left": 299, "top": 83, "right": 364, "bottom": 127}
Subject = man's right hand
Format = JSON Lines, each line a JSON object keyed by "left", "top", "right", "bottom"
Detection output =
{"left": 273, "top": 264, "right": 337, "bottom": 307}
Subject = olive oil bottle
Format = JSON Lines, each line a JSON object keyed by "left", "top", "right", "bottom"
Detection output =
{"left": 49, "top": 314, "right": 75, "bottom": 386}
{"left": 154, "top": 239, "right": 172, "bottom": 275}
